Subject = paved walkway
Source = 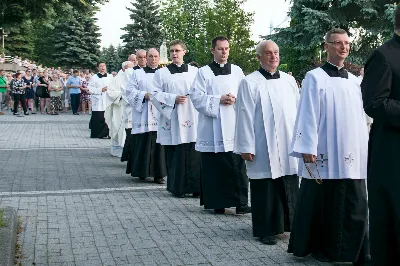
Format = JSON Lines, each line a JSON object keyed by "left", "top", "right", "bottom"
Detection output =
{"left": 0, "top": 112, "right": 331, "bottom": 266}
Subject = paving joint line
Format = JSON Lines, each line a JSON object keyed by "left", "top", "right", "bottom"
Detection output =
{"left": 0, "top": 186, "right": 166, "bottom": 198}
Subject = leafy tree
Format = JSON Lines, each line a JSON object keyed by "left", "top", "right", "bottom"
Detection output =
{"left": 268, "top": 0, "right": 398, "bottom": 79}
{"left": 205, "top": 0, "right": 258, "bottom": 73}
{"left": 160, "top": 0, "right": 258, "bottom": 73}
{"left": 121, "top": 0, "right": 163, "bottom": 53}
{"left": 160, "top": 0, "right": 209, "bottom": 64}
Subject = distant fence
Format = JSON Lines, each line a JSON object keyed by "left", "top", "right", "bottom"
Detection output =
{"left": 0, "top": 63, "right": 27, "bottom": 72}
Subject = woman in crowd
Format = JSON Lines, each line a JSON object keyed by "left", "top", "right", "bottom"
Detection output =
{"left": 48, "top": 73, "right": 63, "bottom": 115}
{"left": 10, "top": 72, "right": 28, "bottom": 115}
{"left": 80, "top": 74, "right": 91, "bottom": 114}
{"left": 37, "top": 71, "right": 51, "bottom": 114}
{"left": 22, "top": 69, "right": 36, "bottom": 114}
{"left": 60, "top": 73, "right": 69, "bottom": 113}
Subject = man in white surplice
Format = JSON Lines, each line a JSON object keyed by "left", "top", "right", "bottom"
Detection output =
{"left": 150, "top": 40, "right": 201, "bottom": 198}
{"left": 105, "top": 61, "right": 134, "bottom": 157}
{"left": 125, "top": 48, "right": 167, "bottom": 184}
{"left": 190, "top": 36, "right": 250, "bottom": 215}
{"left": 288, "top": 28, "right": 370, "bottom": 264}
{"left": 234, "top": 40, "right": 299, "bottom": 245}
{"left": 88, "top": 62, "right": 114, "bottom": 139}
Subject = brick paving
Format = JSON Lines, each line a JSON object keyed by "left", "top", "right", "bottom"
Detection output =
{"left": 0, "top": 112, "right": 332, "bottom": 266}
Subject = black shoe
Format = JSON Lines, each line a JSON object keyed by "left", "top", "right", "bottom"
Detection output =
{"left": 175, "top": 194, "right": 185, "bottom": 198}
{"left": 13, "top": 112, "right": 18, "bottom": 115}
{"left": 353, "top": 255, "right": 372, "bottom": 266}
{"left": 192, "top": 192, "right": 200, "bottom": 198}
{"left": 236, "top": 205, "right": 251, "bottom": 214}
{"left": 138, "top": 177, "right": 147, "bottom": 180}
{"left": 260, "top": 236, "right": 277, "bottom": 245}
{"left": 99, "top": 136, "right": 111, "bottom": 139}
{"left": 311, "top": 252, "right": 333, "bottom": 263}
{"left": 24, "top": 112, "right": 29, "bottom": 115}
{"left": 154, "top": 177, "right": 165, "bottom": 184}
{"left": 214, "top": 208, "right": 225, "bottom": 214}
{"left": 31, "top": 112, "right": 36, "bottom": 114}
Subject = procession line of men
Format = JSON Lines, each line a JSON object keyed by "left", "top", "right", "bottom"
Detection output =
{"left": 92, "top": 10, "right": 400, "bottom": 265}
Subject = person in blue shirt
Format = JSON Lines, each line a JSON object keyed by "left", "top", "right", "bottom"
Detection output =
{"left": 66, "top": 70, "right": 82, "bottom": 115}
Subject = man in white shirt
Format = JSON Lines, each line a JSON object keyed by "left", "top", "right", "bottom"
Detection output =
{"left": 288, "top": 28, "right": 370, "bottom": 264}
{"left": 190, "top": 36, "right": 250, "bottom": 214}
{"left": 126, "top": 48, "right": 166, "bottom": 184}
{"left": 88, "top": 62, "right": 114, "bottom": 139}
{"left": 234, "top": 40, "right": 299, "bottom": 244}
{"left": 150, "top": 40, "right": 200, "bottom": 197}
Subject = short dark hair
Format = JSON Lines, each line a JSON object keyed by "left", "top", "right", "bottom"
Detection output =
{"left": 97, "top": 61, "right": 106, "bottom": 67}
{"left": 73, "top": 70, "right": 79, "bottom": 74}
{"left": 324, "top": 28, "right": 348, "bottom": 43}
{"left": 169, "top": 40, "right": 186, "bottom": 50}
{"left": 395, "top": 5, "right": 400, "bottom": 30}
{"left": 0, "top": 69, "right": 4, "bottom": 72}
{"left": 212, "top": 36, "right": 230, "bottom": 49}
{"left": 15, "top": 72, "right": 22, "bottom": 79}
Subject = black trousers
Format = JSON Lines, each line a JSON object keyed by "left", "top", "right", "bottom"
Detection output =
{"left": 70, "top": 93, "right": 80, "bottom": 114}
{"left": 13, "top": 93, "right": 27, "bottom": 114}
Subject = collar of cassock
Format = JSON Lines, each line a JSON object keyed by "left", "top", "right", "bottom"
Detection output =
{"left": 394, "top": 32, "right": 400, "bottom": 44}
{"left": 143, "top": 66, "right": 160, "bottom": 73}
{"left": 166, "top": 63, "right": 188, "bottom": 74}
{"left": 321, "top": 61, "right": 348, "bottom": 79}
{"left": 97, "top": 72, "right": 107, "bottom": 78}
{"left": 258, "top": 67, "right": 280, "bottom": 80}
{"left": 209, "top": 61, "right": 232, "bottom": 76}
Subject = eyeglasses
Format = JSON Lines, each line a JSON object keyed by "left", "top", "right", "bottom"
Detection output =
{"left": 327, "top": 41, "right": 352, "bottom": 47}
{"left": 169, "top": 49, "right": 183, "bottom": 53}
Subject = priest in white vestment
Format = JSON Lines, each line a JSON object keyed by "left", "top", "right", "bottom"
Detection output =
{"left": 88, "top": 62, "right": 114, "bottom": 139}
{"left": 126, "top": 48, "right": 167, "bottom": 184}
{"left": 234, "top": 40, "right": 299, "bottom": 245}
{"left": 105, "top": 61, "right": 134, "bottom": 157}
{"left": 121, "top": 52, "right": 147, "bottom": 162}
{"left": 150, "top": 40, "right": 201, "bottom": 197}
{"left": 190, "top": 36, "right": 250, "bottom": 214}
{"left": 288, "top": 29, "right": 370, "bottom": 264}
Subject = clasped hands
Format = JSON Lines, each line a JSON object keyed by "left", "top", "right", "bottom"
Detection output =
{"left": 302, "top": 154, "right": 316, "bottom": 163}
{"left": 220, "top": 93, "right": 235, "bottom": 105}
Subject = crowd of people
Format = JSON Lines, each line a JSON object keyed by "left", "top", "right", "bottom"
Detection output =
{"left": 87, "top": 12, "right": 399, "bottom": 264}
{"left": 0, "top": 68, "right": 99, "bottom": 116}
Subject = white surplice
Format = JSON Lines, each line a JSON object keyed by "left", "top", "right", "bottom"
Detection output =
{"left": 190, "top": 64, "right": 244, "bottom": 152}
{"left": 105, "top": 68, "right": 133, "bottom": 151}
{"left": 290, "top": 68, "right": 369, "bottom": 180}
{"left": 126, "top": 68, "right": 159, "bottom": 134}
{"left": 150, "top": 65, "right": 198, "bottom": 145}
{"left": 234, "top": 71, "right": 299, "bottom": 179}
{"left": 88, "top": 74, "right": 114, "bottom": 111}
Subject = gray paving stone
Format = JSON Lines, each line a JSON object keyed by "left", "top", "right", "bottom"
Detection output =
{"left": 0, "top": 113, "right": 328, "bottom": 266}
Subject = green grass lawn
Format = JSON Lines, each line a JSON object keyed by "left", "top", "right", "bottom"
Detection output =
{"left": 0, "top": 209, "right": 5, "bottom": 227}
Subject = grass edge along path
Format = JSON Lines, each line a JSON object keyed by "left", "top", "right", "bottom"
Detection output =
{"left": 0, "top": 208, "right": 5, "bottom": 227}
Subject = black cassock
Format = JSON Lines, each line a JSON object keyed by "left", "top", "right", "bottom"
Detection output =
{"left": 250, "top": 175, "right": 298, "bottom": 238}
{"left": 90, "top": 111, "right": 109, "bottom": 138}
{"left": 165, "top": 142, "right": 201, "bottom": 195}
{"left": 361, "top": 33, "right": 400, "bottom": 265}
{"left": 127, "top": 131, "right": 166, "bottom": 179}
{"left": 288, "top": 179, "right": 370, "bottom": 263}
{"left": 200, "top": 152, "right": 248, "bottom": 209}
{"left": 121, "top": 128, "right": 131, "bottom": 163}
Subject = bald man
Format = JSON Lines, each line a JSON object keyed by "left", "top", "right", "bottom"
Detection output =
{"left": 126, "top": 48, "right": 166, "bottom": 184}
{"left": 234, "top": 40, "right": 300, "bottom": 245}
{"left": 128, "top": 54, "right": 138, "bottom": 67}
